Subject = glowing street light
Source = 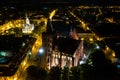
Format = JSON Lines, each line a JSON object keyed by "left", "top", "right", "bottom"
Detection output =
{"left": 39, "top": 47, "right": 44, "bottom": 54}
{"left": 96, "top": 45, "right": 100, "bottom": 49}
{"left": 49, "top": 9, "right": 58, "bottom": 20}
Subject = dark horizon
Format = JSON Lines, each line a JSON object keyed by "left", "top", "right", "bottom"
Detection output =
{"left": 0, "top": 0, "right": 120, "bottom": 7}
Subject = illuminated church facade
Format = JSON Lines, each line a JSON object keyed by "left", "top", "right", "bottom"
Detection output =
{"left": 41, "top": 20, "right": 94, "bottom": 69}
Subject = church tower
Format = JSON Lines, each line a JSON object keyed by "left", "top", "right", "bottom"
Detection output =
{"left": 41, "top": 19, "right": 56, "bottom": 69}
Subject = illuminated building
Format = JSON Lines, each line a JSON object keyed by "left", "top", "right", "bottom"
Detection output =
{"left": 41, "top": 19, "right": 55, "bottom": 69}
{"left": 41, "top": 18, "right": 98, "bottom": 68}
{"left": 52, "top": 45, "right": 73, "bottom": 68}
{"left": 41, "top": 32, "right": 53, "bottom": 69}
{"left": 22, "top": 14, "right": 34, "bottom": 34}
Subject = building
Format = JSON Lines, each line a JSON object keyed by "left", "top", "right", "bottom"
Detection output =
{"left": 22, "top": 14, "right": 34, "bottom": 34}
{"left": 41, "top": 18, "right": 98, "bottom": 68}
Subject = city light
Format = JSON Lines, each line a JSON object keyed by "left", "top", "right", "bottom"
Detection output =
{"left": 0, "top": 4, "right": 120, "bottom": 80}
{"left": 112, "top": 52, "right": 116, "bottom": 57}
{"left": 13, "top": 77, "right": 17, "bottom": 80}
{"left": 39, "top": 47, "right": 44, "bottom": 54}
{"left": 23, "top": 61, "right": 26, "bottom": 66}
{"left": 81, "top": 38, "right": 84, "bottom": 41}
{"left": 89, "top": 38, "right": 93, "bottom": 42}
{"left": 96, "top": 45, "right": 100, "bottom": 49}
{"left": 94, "top": 43, "right": 100, "bottom": 49}
{"left": 49, "top": 9, "right": 58, "bottom": 20}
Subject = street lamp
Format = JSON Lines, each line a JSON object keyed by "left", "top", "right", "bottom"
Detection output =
{"left": 96, "top": 45, "right": 100, "bottom": 49}
{"left": 38, "top": 47, "right": 44, "bottom": 55}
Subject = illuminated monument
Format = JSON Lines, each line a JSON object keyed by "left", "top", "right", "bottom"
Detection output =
{"left": 22, "top": 14, "right": 34, "bottom": 34}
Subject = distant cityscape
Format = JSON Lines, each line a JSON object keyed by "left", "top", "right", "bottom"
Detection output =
{"left": 0, "top": 1, "right": 120, "bottom": 80}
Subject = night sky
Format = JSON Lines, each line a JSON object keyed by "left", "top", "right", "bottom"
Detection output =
{"left": 0, "top": 0, "right": 120, "bottom": 6}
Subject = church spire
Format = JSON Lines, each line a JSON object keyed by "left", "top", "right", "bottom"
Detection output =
{"left": 25, "top": 13, "right": 30, "bottom": 25}
{"left": 46, "top": 19, "right": 54, "bottom": 33}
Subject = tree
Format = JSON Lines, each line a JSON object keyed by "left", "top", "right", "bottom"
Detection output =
{"left": 70, "top": 66, "right": 81, "bottom": 80}
{"left": 39, "top": 67, "right": 48, "bottom": 80}
{"left": 90, "top": 49, "right": 118, "bottom": 80}
{"left": 49, "top": 66, "right": 62, "bottom": 80}
{"left": 80, "top": 64, "right": 93, "bottom": 80}
{"left": 26, "top": 65, "right": 40, "bottom": 80}
{"left": 62, "top": 67, "right": 70, "bottom": 80}
{"left": 26, "top": 65, "right": 48, "bottom": 80}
